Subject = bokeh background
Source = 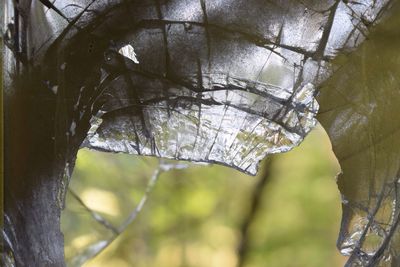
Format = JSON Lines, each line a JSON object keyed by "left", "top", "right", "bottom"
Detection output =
{"left": 61, "top": 125, "right": 347, "bottom": 267}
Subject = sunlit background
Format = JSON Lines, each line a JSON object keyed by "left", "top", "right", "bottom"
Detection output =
{"left": 61, "top": 125, "right": 347, "bottom": 267}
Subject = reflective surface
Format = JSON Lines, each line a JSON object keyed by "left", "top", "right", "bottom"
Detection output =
{"left": 3, "top": 0, "right": 399, "bottom": 266}
{"left": 318, "top": 4, "right": 400, "bottom": 265}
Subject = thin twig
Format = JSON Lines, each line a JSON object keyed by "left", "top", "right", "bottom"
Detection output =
{"left": 237, "top": 158, "right": 273, "bottom": 267}
{"left": 71, "top": 163, "right": 164, "bottom": 265}
{"left": 117, "top": 168, "right": 160, "bottom": 232}
{"left": 68, "top": 188, "right": 119, "bottom": 235}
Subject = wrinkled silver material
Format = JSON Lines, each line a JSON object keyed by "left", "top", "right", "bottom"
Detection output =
{"left": 3, "top": 0, "right": 398, "bottom": 266}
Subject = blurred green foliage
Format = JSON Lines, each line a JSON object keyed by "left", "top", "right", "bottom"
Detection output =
{"left": 62, "top": 125, "right": 346, "bottom": 267}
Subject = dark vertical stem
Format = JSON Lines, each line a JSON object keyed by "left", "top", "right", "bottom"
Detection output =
{"left": 0, "top": 35, "right": 4, "bottom": 264}
{"left": 237, "top": 158, "right": 273, "bottom": 267}
{"left": 3, "top": 68, "right": 73, "bottom": 266}
{"left": 2, "top": 5, "right": 76, "bottom": 262}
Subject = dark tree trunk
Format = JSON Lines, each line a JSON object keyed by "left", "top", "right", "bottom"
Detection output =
{"left": 4, "top": 170, "right": 68, "bottom": 267}
{"left": 2, "top": 1, "right": 93, "bottom": 265}
{"left": 3, "top": 76, "right": 76, "bottom": 266}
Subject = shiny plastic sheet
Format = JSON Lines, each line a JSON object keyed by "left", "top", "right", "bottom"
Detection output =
{"left": 2, "top": 0, "right": 398, "bottom": 266}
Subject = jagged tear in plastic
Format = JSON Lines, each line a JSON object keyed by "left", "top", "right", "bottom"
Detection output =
{"left": 7, "top": 0, "right": 387, "bottom": 175}
{"left": 337, "top": 179, "right": 400, "bottom": 267}
{"left": 85, "top": 79, "right": 318, "bottom": 174}
{"left": 3, "top": 0, "right": 398, "bottom": 266}
{"left": 76, "top": 1, "right": 327, "bottom": 174}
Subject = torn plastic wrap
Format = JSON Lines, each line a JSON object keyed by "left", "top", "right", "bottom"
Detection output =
{"left": 2, "top": 0, "right": 399, "bottom": 266}
{"left": 317, "top": 3, "right": 400, "bottom": 265}
{"left": 7, "top": 1, "right": 389, "bottom": 173}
